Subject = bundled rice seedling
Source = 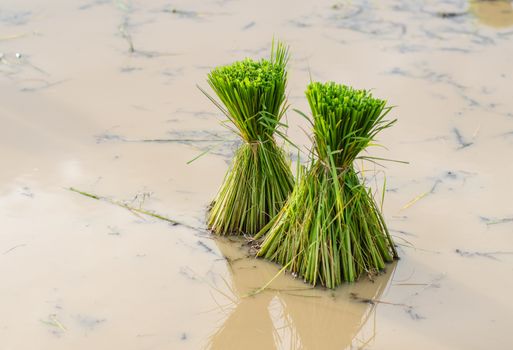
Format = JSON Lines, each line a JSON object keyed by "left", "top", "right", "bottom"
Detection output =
{"left": 256, "top": 81, "right": 399, "bottom": 288}
{"left": 201, "top": 42, "right": 294, "bottom": 236}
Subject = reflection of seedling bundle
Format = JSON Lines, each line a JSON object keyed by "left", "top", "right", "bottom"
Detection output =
{"left": 206, "top": 239, "right": 397, "bottom": 349}
{"left": 202, "top": 42, "right": 294, "bottom": 236}
{"left": 258, "top": 82, "right": 399, "bottom": 288}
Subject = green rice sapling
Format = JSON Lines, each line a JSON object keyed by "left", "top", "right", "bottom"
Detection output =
{"left": 201, "top": 42, "right": 294, "bottom": 236}
{"left": 257, "top": 81, "right": 399, "bottom": 288}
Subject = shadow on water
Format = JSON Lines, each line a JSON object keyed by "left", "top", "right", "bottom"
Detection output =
{"left": 205, "top": 238, "right": 397, "bottom": 350}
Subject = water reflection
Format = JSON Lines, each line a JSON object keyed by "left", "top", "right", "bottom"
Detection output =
{"left": 206, "top": 239, "right": 396, "bottom": 350}
{"left": 470, "top": 0, "right": 513, "bottom": 28}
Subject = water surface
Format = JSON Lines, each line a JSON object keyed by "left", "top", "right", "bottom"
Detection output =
{"left": 1, "top": 0, "right": 513, "bottom": 349}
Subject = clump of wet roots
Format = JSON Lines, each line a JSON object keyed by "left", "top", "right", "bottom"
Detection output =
{"left": 202, "top": 41, "right": 294, "bottom": 236}
{"left": 256, "top": 81, "right": 399, "bottom": 288}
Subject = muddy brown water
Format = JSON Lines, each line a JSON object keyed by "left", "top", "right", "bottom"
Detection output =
{"left": 1, "top": 0, "right": 513, "bottom": 349}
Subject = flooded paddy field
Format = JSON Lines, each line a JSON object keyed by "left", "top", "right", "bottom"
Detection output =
{"left": 1, "top": 0, "right": 513, "bottom": 349}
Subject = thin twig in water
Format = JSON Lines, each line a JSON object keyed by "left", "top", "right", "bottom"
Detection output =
{"left": 40, "top": 314, "right": 67, "bottom": 332}
{"left": 118, "top": 22, "right": 134, "bottom": 53}
{"left": 481, "top": 216, "right": 513, "bottom": 226}
{"left": 453, "top": 128, "right": 473, "bottom": 149}
{"left": 244, "top": 259, "right": 295, "bottom": 297}
{"left": 68, "top": 187, "right": 206, "bottom": 234}
{"left": 137, "top": 138, "right": 225, "bottom": 143}
{"left": 401, "top": 191, "right": 429, "bottom": 210}
{"left": 455, "top": 249, "right": 513, "bottom": 261}
{"left": 400, "top": 178, "right": 441, "bottom": 211}
{"left": 349, "top": 292, "right": 410, "bottom": 307}
{"left": 0, "top": 33, "right": 29, "bottom": 41}
{"left": 3, "top": 244, "right": 27, "bottom": 255}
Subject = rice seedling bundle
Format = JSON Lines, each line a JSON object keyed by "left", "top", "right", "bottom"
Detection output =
{"left": 257, "top": 81, "right": 399, "bottom": 288}
{"left": 203, "top": 42, "right": 294, "bottom": 236}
